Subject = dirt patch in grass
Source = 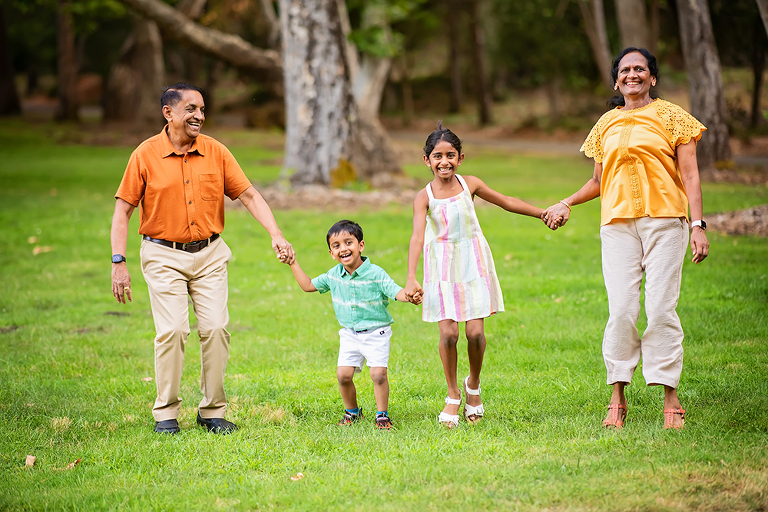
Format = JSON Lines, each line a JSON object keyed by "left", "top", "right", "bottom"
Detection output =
{"left": 708, "top": 205, "right": 768, "bottom": 238}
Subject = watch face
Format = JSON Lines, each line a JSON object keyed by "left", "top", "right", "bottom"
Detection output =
{"left": 112, "top": 255, "right": 125, "bottom": 263}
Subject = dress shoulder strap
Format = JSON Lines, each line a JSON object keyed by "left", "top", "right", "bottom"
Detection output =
{"left": 456, "top": 174, "right": 469, "bottom": 194}
{"left": 425, "top": 182, "right": 435, "bottom": 201}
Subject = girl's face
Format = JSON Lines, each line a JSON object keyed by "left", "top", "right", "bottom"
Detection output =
{"left": 424, "top": 139, "right": 464, "bottom": 180}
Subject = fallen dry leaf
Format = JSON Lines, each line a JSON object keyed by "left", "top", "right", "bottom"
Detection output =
{"left": 32, "top": 246, "right": 53, "bottom": 255}
{"left": 28, "top": 236, "right": 38, "bottom": 244}
{"left": 141, "top": 377, "right": 153, "bottom": 382}
{"left": 25, "top": 455, "right": 36, "bottom": 467}
{"left": 290, "top": 472, "right": 304, "bottom": 481}
{"left": 554, "top": 297, "right": 564, "bottom": 303}
{"left": 52, "top": 458, "right": 81, "bottom": 471}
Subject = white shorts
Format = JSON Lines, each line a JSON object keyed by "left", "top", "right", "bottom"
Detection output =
{"left": 338, "top": 325, "right": 392, "bottom": 372}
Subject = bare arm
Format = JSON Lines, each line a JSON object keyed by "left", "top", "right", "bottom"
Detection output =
{"left": 405, "top": 190, "right": 428, "bottom": 300}
{"left": 543, "top": 161, "right": 602, "bottom": 230}
{"left": 110, "top": 198, "right": 136, "bottom": 304}
{"left": 289, "top": 259, "right": 317, "bottom": 292}
{"left": 677, "top": 141, "right": 709, "bottom": 263}
{"left": 465, "top": 175, "right": 545, "bottom": 218}
{"left": 238, "top": 185, "right": 295, "bottom": 264}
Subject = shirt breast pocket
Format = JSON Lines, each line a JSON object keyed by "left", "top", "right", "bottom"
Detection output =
{"left": 200, "top": 174, "right": 223, "bottom": 201}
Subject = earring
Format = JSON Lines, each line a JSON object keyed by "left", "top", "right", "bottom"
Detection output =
{"left": 614, "top": 83, "right": 618, "bottom": 91}
{"left": 652, "top": 80, "right": 656, "bottom": 86}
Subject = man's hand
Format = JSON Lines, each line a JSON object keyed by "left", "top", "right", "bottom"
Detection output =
{"left": 111, "top": 263, "right": 132, "bottom": 304}
{"left": 272, "top": 236, "right": 295, "bottom": 264}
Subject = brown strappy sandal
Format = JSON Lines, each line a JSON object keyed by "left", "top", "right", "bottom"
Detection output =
{"left": 663, "top": 408, "right": 685, "bottom": 430}
{"left": 602, "top": 403, "right": 627, "bottom": 429}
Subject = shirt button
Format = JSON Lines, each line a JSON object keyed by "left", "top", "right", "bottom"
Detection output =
{"left": 184, "top": 159, "right": 187, "bottom": 163}
{"left": 189, "top": 201, "right": 192, "bottom": 204}
{"left": 191, "top": 222, "right": 194, "bottom": 225}
{"left": 186, "top": 180, "right": 189, "bottom": 184}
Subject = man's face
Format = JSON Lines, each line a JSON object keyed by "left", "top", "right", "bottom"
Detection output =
{"left": 163, "top": 90, "right": 205, "bottom": 142}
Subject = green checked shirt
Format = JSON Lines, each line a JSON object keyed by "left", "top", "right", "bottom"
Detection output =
{"left": 311, "top": 256, "right": 403, "bottom": 331}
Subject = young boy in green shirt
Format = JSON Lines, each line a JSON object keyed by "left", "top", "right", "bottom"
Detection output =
{"left": 288, "top": 219, "right": 421, "bottom": 429}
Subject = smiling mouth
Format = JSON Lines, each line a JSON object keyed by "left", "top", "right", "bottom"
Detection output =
{"left": 340, "top": 252, "right": 352, "bottom": 259}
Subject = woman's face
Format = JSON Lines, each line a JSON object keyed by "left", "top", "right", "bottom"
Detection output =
{"left": 616, "top": 52, "right": 654, "bottom": 101}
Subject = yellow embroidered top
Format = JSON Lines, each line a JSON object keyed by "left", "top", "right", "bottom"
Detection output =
{"left": 580, "top": 99, "right": 706, "bottom": 226}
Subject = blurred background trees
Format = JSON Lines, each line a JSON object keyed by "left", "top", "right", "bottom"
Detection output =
{"left": 2, "top": 0, "right": 766, "bottom": 183}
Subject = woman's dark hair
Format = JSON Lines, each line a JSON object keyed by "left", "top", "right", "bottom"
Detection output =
{"left": 161, "top": 82, "right": 206, "bottom": 108}
{"left": 607, "top": 47, "right": 660, "bottom": 108}
{"left": 326, "top": 219, "right": 363, "bottom": 248}
{"left": 423, "top": 121, "right": 462, "bottom": 157}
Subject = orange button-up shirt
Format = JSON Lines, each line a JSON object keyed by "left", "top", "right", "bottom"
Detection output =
{"left": 116, "top": 127, "right": 253, "bottom": 243}
{"left": 580, "top": 99, "right": 706, "bottom": 226}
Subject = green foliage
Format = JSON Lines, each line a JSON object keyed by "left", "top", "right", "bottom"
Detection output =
{"left": 1, "top": 120, "right": 767, "bottom": 510}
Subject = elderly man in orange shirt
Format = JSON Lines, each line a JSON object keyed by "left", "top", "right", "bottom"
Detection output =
{"left": 110, "top": 82, "right": 294, "bottom": 435}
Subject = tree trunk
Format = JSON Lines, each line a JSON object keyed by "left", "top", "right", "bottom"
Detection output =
{"left": 447, "top": 0, "right": 462, "bottom": 113}
{"left": 56, "top": 0, "right": 79, "bottom": 121}
{"left": 577, "top": 0, "right": 613, "bottom": 90}
{"left": 0, "top": 5, "right": 21, "bottom": 116}
{"left": 757, "top": 0, "right": 768, "bottom": 37}
{"left": 615, "top": 0, "right": 651, "bottom": 50}
{"left": 677, "top": 0, "right": 733, "bottom": 172}
{"left": 469, "top": 0, "right": 492, "bottom": 126}
{"left": 751, "top": 18, "right": 765, "bottom": 129}
{"left": 104, "top": 17, "right": 165, "bottom": 131}
{"left": 279, "top": 0, "right": 400, "bottom": 186}
{"left": 649, "top": 0, "right": 659, "bottom": 56}
{"left": 353, "top": 3, "right": 393, "bottom": 117}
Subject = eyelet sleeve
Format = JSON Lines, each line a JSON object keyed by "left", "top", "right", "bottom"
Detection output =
{"left": 655, "top": 100, "right": 706, "bottom": 147}
{"left": 580, "top": 110, "right": 615, "bottom": 163}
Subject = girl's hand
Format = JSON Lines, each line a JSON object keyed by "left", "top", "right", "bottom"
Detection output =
{"left": 543, "top": 203, "right": 569, "bottom": 230}
{"left": 404, "top": 278, "right": 423, "bottom": 303}
{"left": 410, "top": 291, "right": 423, "bottom": 305}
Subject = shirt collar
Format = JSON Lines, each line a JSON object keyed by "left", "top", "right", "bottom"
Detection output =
{"left": 160, "top": 125, "right": 205, "bottom": 158}
{"left": 339, "top": 256, "right": 370, "bottom": 279}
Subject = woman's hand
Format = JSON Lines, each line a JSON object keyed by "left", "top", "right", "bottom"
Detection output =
{"left": 690, "top": 228, "right": 709, "bottom": 263}
{"left": 542, "top": 203, "right": 569, "bottom": 230}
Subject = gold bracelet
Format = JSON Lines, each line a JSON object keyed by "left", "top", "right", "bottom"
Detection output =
{"left": 559, "top": 200, "right": 572, "bottom": 211}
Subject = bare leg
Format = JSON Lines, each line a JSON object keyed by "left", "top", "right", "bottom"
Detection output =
{"left": 438, "top": 319, "right": 460, "bottom": 416}
{"left": 602, "top": 381, "right": 628, "bottom": 427}
{"left": 337, "top": 366, "right": 358, "bottom": 410}
{"left": 464, "top": 319, "right": 486, "bottom": 410}
{"left": 370, "top": 367, "right": 389, "bottom": 413}
{"left": 663, "top": 385, "right": 685, "bottom": 429}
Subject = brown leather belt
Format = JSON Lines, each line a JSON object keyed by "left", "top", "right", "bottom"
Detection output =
{"left": 143, "top": 233, "right": 220, "bottom": 253}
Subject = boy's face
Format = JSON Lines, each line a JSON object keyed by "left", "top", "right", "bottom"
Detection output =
{"left": 328, "top": 231, "right": 365, "bottom": 274}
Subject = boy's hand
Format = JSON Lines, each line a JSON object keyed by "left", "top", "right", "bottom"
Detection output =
{"left": 404, "top": 278, "right": 423, "bottom": 303}
{"left": 410, "top": 291, "right": 423, "bottom": 305}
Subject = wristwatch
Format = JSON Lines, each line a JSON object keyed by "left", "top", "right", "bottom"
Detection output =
{"left": 111, "top": 254, "right": 127, "bottom": 264}
{"left": 690, "top": 220, "right": 707, "bottom": 230}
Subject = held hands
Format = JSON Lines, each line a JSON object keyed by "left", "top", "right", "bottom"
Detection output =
{"left": 404, "top": 278, "right": 424, "bottom": 306}
{"left": 272, "top": 236, "right": 296, "bottom": 264}
{"left": 542, "top": 202, "right": 570, "bottom": 231}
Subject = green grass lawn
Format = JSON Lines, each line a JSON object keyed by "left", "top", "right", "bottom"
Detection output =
{"left": 1, "top": 119, "right": 767, "bottom": 511}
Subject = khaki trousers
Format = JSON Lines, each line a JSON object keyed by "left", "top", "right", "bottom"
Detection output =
{"left": 600, "top": 217, "right": 689, "bottom": 388}
{"left": 140, "top": 237, "right": 232, "bottom": 421}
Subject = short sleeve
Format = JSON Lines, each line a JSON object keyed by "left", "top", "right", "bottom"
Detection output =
{"left": 579, "top": 110, "right": 614, "bottom": 163}
{"left": 311, "top": 273, "right": 330, "bottom": 294}
{"left": 375, "top": 267, "right": 403, "bottom": 300}
{"left": 115, "top": 147, "right": 146, "bottom": 206}
{"left": 655, "top": 100, "right": 707, "bottom": 147}
{"left": 220, "top": 144, "right": 253, "bottom": 200}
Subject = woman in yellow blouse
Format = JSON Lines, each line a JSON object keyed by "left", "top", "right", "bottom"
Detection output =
{"left": 543, "top": 47, "right": 709, "bottom": 430}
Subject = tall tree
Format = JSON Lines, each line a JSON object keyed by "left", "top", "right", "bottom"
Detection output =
{"left": 469, "top": 0, "right": 492, "bottom": 125}
{"left": 615, "top": 0, "right": 651, "bottom": 50}
{"left": 0, "top": 4, "right": 21, "bottom": 116}
{"left": 577, "top": 0, "right": 613, "bottom": 89}
{"left": 677, "top": 0, "right": 733, "bottom": 172}
{"left": 55, "top": 0, "right": 79, "bottom": 121}
{"left": 116, "top": 0, "right": 401, "bottom": 185}
{"left": 758, "top": 0, "right": 768, "bottom": 35}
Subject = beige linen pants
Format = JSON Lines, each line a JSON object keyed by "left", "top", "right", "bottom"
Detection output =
{"left": 600, "top": 217, "right": 689, "bottom": 388}
{"left": 140, "top": 237, "right": 232, "bottom": 421}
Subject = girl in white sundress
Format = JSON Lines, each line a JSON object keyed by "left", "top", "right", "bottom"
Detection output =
{"left": 404, "top": 122, "right": 551, "bottom": 428}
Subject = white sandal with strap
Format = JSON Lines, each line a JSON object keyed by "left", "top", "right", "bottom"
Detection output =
{"left": 438, "top": 391, "right": 462, "bottom": 428}
{"left": 463, "top": 376, "right": 484, "bottom": 424}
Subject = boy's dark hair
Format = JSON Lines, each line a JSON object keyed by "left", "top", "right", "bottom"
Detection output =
{"left": 607, "top": 47, "right": 660, "bottom": 109}
{"left": 161, "top": 82, "right": 206, "bottom": 109}
{"left": 326, "top": 220, "right": 363, "bottom": 247}
{"left": 423, "top": 120, "right": 462, "bottom": 157}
